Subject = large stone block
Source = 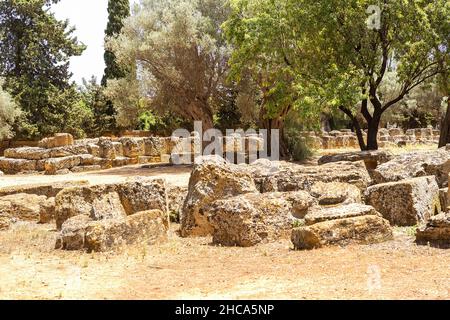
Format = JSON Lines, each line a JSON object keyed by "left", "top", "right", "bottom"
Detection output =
{"left": 180, "top": 155, "right": 258, "bottom": 237}
{"left": 416, "top": 213, "right": 450, "bottom": 248}
{"left": 38, "top": 133, "right": 74, "bottom": 149}
{"left": 373, "top": 148, "right": 450, "bottom": 187}
{"left": 208, "top": 191, "right": 316, "bottom": 247}
{"left": 0, "top": 157, "right": 37, "bottom": 174}
{"left": 119, "top": 137, "right": 144, "bottom": 159}
{"left": 55, "top": 179, "right": 167, "bottom": 229}
{"left": 44, "top": 156, "right": 81, "bottom": 175}
{"left": 56, "top": 210, "right": 169, "bottom": 252}
{"left": 4, "top": 147, "right": 51, "bottom": 160}
{"left": 143, "top": 137, "right": 165, "bottom": 156}
{"left": 366, "top": 176, "right": 440, "bottom": 226}
{"left": 292, "top": 214, "right": 393, "bottom": 250}
{"left": 98, "top": 137, "right": 116, "bottom": 160}
{"left": 0, "top": 180, "right": 90, "bottom": 198}
{"left": 261, "top": 161, "right": 371, "bottom": 192}
{"left": 0, "top": 193, "right": 54, "bottom": 226}
{"left": 49, "top": 145, "right": 89, "bottom": 158}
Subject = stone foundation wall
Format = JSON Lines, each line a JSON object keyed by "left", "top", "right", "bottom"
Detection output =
{"left": 299, "top": 127, "right": 440, "bottom": 149}
{"left": 0, "top": 133, "right": 264, "bottom": 175}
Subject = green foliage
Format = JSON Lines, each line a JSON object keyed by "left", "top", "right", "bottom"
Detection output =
{"left": 0, "top": 80, "right": 21, "bottom": 140}
{"left": 106, "top": 0, "right": 231, "bottom": 130}
{"left": 224, "top": 0, "right": 449, "bottom": 150}
{"left": 0, "top": 0, "right": 86, "bottom": 139}
{"left": 102, "top": 0, "right": 130, "bottom": 86}
{"left": 105, "top": 74, "right": 146, "bottom": 129}
{"left": 285, "top": 129, "right": 313, "bottom": 161}
{"left": 79, "top": 77, "right": 116, "bottom": 136}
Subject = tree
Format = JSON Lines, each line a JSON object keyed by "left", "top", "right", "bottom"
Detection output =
{"left": 224, "top": 0, "right": 322, "bottom": 154}
{"left": 0, "top": 0, "right": 86, "bottom": 138}
{"left": 79, "top": 77, "right": 115, "bottom": 136}
{"left": 299, "top": 0, "right": 449, "bottom": 150}
{"left": 106, "top": 0, "right": 230, "bottom": 130}
{"left": 0, "top": 80, "right": 21, "bottom": 140}
{"left": 225, "top": 0, "right": 449, "bottom": 151}
{"left": 102, "top": 0, "right": 130, "bottom": 85}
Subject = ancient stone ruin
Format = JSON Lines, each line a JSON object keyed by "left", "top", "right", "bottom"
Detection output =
{"left": 1, "top": 143, "right": 450, "bottom": 252}
{"left": 299, "top": 127, "right": 440, "bottom": 149}
{"left": 0, "top": 132, "right": 265, "bottom": 175}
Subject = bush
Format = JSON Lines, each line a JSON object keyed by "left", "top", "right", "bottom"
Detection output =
{"left": 285, "top": 130, "right": 313, "bottom": 161}
{"left": 0, "top": 82, "right": 21, "bottom": 140}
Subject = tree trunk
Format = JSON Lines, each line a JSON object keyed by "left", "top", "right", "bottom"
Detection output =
{"left": 338, "top": 106, "right": 367, "bottom": 151}
{"left": 366, "top": 115, "right": 380, "bottom": 150}
{"left": 261, "top": 117, "right": 289, "bottom": 158}
{"left": 439, "top": 100, "right": 450, "bottom": 148}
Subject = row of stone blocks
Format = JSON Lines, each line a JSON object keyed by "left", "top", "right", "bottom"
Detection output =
{"left": 299, "top": 127, "right": 440, "bottom": 149}
{"left": 0, "top": 133, "right": 266, "bottom": 175}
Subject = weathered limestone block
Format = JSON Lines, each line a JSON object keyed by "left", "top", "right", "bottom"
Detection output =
{"left": 366, "top": 176, "right": 440, "bottom": 226}
{"left": 318, "top": 150, "right": 393, "bottom": 170}
{"left": 79, "top": 154, "right": 95, "bottom": 166}
{"left": 166, "top": 186, "right": 188, "bottom": 223}
{"left": 44, "top": 156, "right": 81, "bottom": 175}
{"left": 87, "top": 144, "right": 100, "bottom": 157}
{"left": 70, "top": 165, "right": 102, "bottom": 173}
{"left": 0, "top": 180, "right": 90, "bottom": 198}
{"left": 291, "top": 214, "right": 393, "bottom": 250}
{"left": 55, "top": 179, "right": 167, "bottom": 229}
{"left": 115, "top": 179, "right": 168, "bottom": 215}
{"left": 309, "top": 182, "right": 361, "bottom": 206}
{"left": 92, "top": 157, "right": 113, "bottom": 169}
{"left": 303, "top": 203, "right": 381, "bottom": 226}
{"left": 208, "top": 191, "right": 316, "bottom": 247}
{"left": 55, "top": 184, "right": 126, "bottom": 229}
{"left": 112, "top": 142, "right": 124, "bottom": 157}
{"left": 261, "top": 161, "right": 371, "bottom": 193}
{"left": 329, "top": 130, "right": 343, "bottom": 137}
{"left": 75, "top": 138, "right": 99, "bottom": 146}
{"left": 372, "top": 148, "right": 450, "bottom": 188}
{"left": 143, "top": 137, "right": 165, "bottom": 156}
{"left": 389, "top": 128, "right": 404, "bottom": 136}
{"left": 39, "top": 197, "right": 56, "bottom": 223}
{"left": 84, "top": 210, "right": 169, "bottom": 252}
{"left": 181, "top": 155, "right": 258, "bottom": 237}
{"left": 119, "top": 137, "right": 144, "bottom": 159}
{"left": 49, "top": 145, "right": 88, "bottom": 158}
{"left": 56, "top": 210, "right": 169, "bottom": 252}
{"left": 322, "top": 136, "right": 337, "bottom": 149}
{"left": 112, "top": 156, "right": 131, "bottom": 167}
{"left": 0, "top": 193, "right": 52, "bottom": 223}
{"left": 55, "top": 215, "right": 93, "bottom": 250}
{"left": 0, "top": 157, "right": 37, "bottom": 174}
{"left": 38, "top": 133, "right": 74, "bottom": 149}
{"left": 415, "top": 213, "right": 450, "bottom": 248}
{"left": 4, "top": 147, "right": 51, "bottom": 160}
{"left": 138, "top": 156, "right": 160, "bottom": 164}
{"left": 98, "top": 137, "right": 116, "bottom": 160}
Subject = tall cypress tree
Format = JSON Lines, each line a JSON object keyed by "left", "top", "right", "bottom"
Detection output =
{"left": 101, "top": 0, "right": 130, "bottom": 86}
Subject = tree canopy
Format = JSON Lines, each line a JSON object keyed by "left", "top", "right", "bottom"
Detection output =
{"left": 0, "top": 0, "right": 87, "bottom": 138}
{"left": 106, "top": 0, "right": 231, "bottom": 130}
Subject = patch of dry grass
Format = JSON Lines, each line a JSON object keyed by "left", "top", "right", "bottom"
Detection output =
{"left": 0, "top": 223, "right": 448, "bottom": 300}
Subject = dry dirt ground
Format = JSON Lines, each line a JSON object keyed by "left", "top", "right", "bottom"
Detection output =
{"left": 0, "top": 147, "right": 449, "bottom": 300}
{"left": 0, "top": 223, "right": 448, "bottom": 300}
